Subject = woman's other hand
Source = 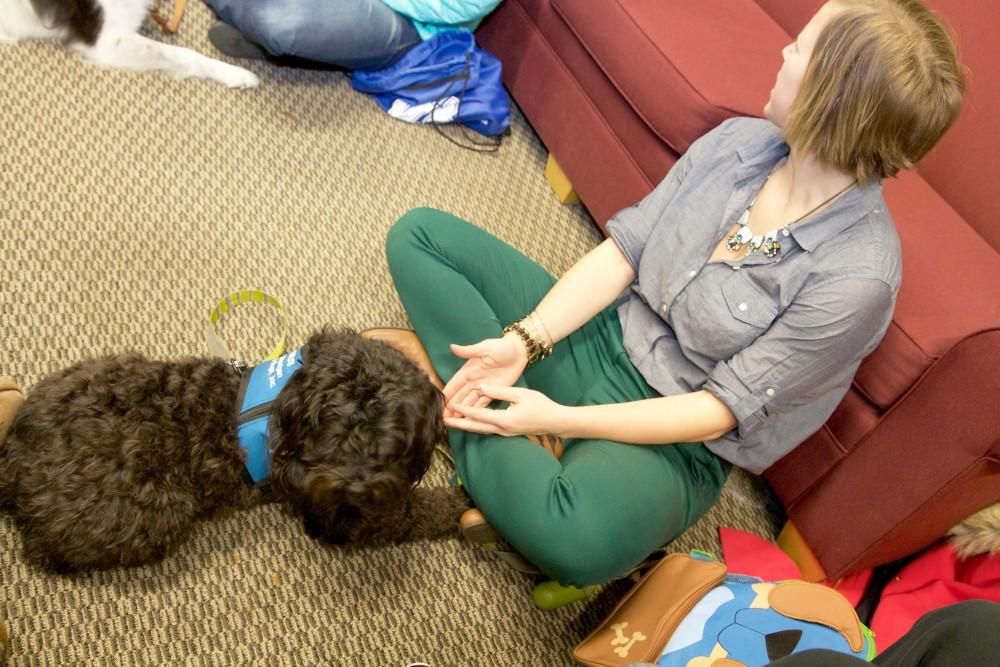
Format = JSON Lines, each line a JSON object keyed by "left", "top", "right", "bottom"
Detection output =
{"left": 442, "top": 334, "right": 528, "bottom": 417}
{"left": 444, "top": 385, "right": 569, "bottom": 437}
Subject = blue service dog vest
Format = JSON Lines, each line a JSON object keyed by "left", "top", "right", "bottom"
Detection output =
{"left": 235, "top": 349, "right": 304, "bottom": 483}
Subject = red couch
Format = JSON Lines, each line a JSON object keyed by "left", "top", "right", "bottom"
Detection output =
{"left": 478, "top": 0, "right": 1000, "bottom": 581}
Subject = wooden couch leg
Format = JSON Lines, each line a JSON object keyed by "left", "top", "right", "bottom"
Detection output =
{"left": 777, "top": 521, "right": 829, "bottom": 583}
{"left": 545, "top": 154, "right": 581, "bottom": 205}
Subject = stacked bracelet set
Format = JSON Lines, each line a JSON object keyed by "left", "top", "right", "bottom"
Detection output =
{"left": 502, "top": 312, "right": 553, "bottom": 366}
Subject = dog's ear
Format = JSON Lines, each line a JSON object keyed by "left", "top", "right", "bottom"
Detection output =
{"left": 268, "top": 383, "right": 308, "bottom": 501}
{"left": 409, "top": 389, "right": 446, "bottom": 482}
{"left": 301, "top": 326, "right": 352, "bottom": 365}
{"left": 300, "top": 464, "right": 411, "bottom": 543}
{"left": 271, "top": 453, "right": 307, "bottom": 502}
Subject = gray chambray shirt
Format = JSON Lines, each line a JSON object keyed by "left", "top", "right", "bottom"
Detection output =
{"left": 607, "top": 117, "right": 901, "bottom": 473}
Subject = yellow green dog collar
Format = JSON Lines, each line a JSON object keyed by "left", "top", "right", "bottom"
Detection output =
{"left": 205, "top": 290, "right": 289, "bottom": 362}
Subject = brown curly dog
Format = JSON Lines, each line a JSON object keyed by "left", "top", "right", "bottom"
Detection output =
{"left": 0, "top": 328, "right": 468, "bottom": 572}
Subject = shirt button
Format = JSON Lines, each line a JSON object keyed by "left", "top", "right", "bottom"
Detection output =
{"left": 782, "top": 229, "right": 790, "bottom": 237}
{"left": 660, "top": 304, "right": 668, "bottom": 314}
{"left": 688, "top": 270, "right": 697, "bottom": 278}
{"left": 732, "top": 265, "right": 741, "bottom": 271}
{"left": 738, "top": 303, "right": 748, "bottom": 311}
{"left": 766, "top": 387, "right": 775, "bottom": 397}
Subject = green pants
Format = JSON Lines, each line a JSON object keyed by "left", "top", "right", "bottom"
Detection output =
{"left": 386, "top": 208, "right": 728, "bottom": 587}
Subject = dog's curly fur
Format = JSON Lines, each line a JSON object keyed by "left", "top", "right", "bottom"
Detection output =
{"left": 0, "top": 328, "right": 468, "bottom": 572}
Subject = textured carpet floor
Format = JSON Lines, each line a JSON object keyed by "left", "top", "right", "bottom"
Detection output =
{"left": 0, "top": 5, "right": 783, "bottom": 665}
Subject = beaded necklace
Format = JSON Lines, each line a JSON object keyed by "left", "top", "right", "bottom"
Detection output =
{"left": 726, "top": 171, "right": 857, "bottom": 259}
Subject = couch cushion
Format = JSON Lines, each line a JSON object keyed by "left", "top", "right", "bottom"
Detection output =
{"left": 852, "top": 170, "right": 1000, "bottom": 408}
{"left": 552, "top": 0, "right": 789, "bottom": 154}
{"left": 753, "top": 0, "right": 821, "bottom": 36}
{"left": 903, "top": 0, "right": 1000, "bottom": 251}
{"left": 477, "top": 0, "right": 679, "bottom": 227}
{"left": 766, "top": 387, "right": 882, "bottom": 506}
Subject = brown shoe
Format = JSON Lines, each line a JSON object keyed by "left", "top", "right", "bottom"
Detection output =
{"left": 0, "top": 377, "right": 24, "bottom": 448}
{"left": 460, "top": 508, "right": 500, "bottom": 545}
{"left": 526, "top": 433, "right": 564, "bottom": 459}
{"left": 359, "top": 328, "right": 443, "bottom": 390}
{"left": 460, "top": 509, "right": 542, "bottom": 574}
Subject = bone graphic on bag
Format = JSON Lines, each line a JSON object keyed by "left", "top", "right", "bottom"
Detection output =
{"left": 610, "top": 623, "right": 647, "bottom": 658}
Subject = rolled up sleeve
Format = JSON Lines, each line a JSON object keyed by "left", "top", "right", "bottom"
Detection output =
{"left": 704, "top": 277, "right": 896, "bottom": 445}
{"left": 605, "top": 161, "right": 687, "bottom": 271}
{"left": 606, "top": 118, "right": 738, "bottom": 271}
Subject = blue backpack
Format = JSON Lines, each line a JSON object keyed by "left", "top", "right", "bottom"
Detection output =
{"left": 351, "top": 30, "right": 510, "bottom": 143}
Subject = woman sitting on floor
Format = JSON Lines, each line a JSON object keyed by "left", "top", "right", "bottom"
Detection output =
{"left": 205, "top": 0, "right": 503, "bottom": 71}
{"left": 380, "top": 0, "right": 964, "bottom": 588}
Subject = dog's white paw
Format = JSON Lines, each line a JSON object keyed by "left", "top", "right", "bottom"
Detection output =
{"left": 216, "top": 65, "right": 259, "bottom": 89}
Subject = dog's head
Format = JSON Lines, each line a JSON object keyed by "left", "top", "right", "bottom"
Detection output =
{"left": 267, "top": 328, "right": 446, "bottom": 544}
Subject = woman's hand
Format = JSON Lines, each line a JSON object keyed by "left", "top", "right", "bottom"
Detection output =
{"left": 444, "top": 385, "right": 570, "bottom": 436}
{"left": 442, "top": 334, "right": 528, "bottom": 417}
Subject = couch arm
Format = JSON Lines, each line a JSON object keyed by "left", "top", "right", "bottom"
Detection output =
{"left": 766, "top": 329, "right": 1000, "bottom": 580}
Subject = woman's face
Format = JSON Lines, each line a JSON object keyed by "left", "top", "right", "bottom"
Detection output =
{"left": 764, "top": 1, "right": 845, "bottom": 128}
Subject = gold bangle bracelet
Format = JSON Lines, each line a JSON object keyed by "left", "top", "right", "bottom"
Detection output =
{"left": 503, "top": 321, "right": 542, "bottom": 365}
{"left": 530, "top": 311, "right": 554, "bottom": 350}
{"left": 502, "top": 317, "right": 552, "bottom": 365}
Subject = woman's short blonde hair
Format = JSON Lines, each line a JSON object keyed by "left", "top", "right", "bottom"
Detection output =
{"left": 785, "top": 0, "right": 964, "bottom": 184}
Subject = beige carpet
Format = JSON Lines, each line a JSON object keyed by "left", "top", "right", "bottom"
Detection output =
{"left": 0, "top": 5, "right": 783, "bottom": 665}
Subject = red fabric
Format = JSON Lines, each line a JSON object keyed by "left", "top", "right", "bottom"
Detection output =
{"left": 767, "top": 331, "right": 1000, "bottom": 579}
{"left": 508, "top": 0, "right": 680, "bottom": 186}
{"left": 477, "top": 0, "right": 678, "bottom": 227}
{"left": 851, "top": 325, "right": 933, "bottom": 410}
{"left": 552, "top": 0, "right": 788, "bottom": 155}
{"left": 719, "top": 527, "right": 803, "bottom": 582}
{"left": 821, "top": 388, "right": 881, "bottom": 451}
{"left": 912, "top": 0, "right": 1000, "bottom": 250}
{"left": 850, "top": 172, "right": 1000, "bottom": 409}
{"left": 881, "top": 173, "right": 1000, "bottom": 357}
{"left": 719, "top": 528, "right": 1000, "bottom": 650}
{"left": 866, "top": 545, "right": 1000, "bottom": 647}
{"left": 753, "top": 0, "right": 823, "bottom": 36}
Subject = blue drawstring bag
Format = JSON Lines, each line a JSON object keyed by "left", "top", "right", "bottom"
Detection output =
{"left": 351, "top": 30, "right": 510, "bottom": 144}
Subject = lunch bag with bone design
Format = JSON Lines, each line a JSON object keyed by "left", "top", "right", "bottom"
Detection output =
{"left": 574, "top": 553, "right": 876, "bottom": 667}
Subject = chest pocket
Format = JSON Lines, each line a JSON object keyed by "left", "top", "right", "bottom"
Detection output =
{"left": 674, "top": 271, "right": 781, "bottom": 362}
{"left": 721, "top": 274, "right": 779, "bottom": 329}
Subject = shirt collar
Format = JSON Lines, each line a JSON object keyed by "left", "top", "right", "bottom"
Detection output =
{"left": 735, "top": 122, "right": 789, "bottom": 172}
{"left": 733, "top": 126, "right": 884, "bottom": 253}
{"left": 787, "top": 180, "right": 884, "bottom": 252}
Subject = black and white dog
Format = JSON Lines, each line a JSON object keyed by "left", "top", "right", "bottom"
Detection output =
{"left": 0, "top": 0, "right": 258, "bottom": 87}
